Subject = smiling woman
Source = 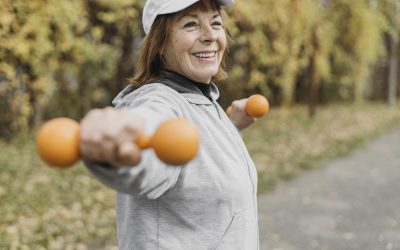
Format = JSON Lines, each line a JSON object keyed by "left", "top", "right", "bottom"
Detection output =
{"left": 130, "top": 0, "right": 229, "bottom": 86}
{"left": 80, "top": 0, "right": 261, "bottom": 249}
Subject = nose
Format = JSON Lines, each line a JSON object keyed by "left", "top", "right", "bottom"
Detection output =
{"left": 200, "top": 24, "right": 217, "bottom": 43}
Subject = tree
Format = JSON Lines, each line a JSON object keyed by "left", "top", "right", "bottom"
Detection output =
{"left": 0, "top": 0, "right": 143, "bottom": 138}
{"left": 387, "top": 0, "right": 399, "bottom": 107}
{"left": 327, "top": 0, "right": 386, "bottom": 103}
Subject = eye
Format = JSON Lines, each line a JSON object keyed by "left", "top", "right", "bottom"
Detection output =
{"left": 212, "top": 21, "right": 223, "bottom": 29}
{"left": 183, "top": 21, "right": 199, "bottom": 29}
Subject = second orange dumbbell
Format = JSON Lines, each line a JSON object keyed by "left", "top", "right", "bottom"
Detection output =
{"left": 226, "top": 94, "right": 269, "bottom": 118}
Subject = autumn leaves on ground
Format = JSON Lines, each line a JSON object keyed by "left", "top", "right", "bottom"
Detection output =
{"left": 1, "top": 103, "right": 400, "bottom": 249}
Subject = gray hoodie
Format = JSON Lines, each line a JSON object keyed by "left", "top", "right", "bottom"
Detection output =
{"left": 84, "top": 72, "right": 259, "bottom": 250}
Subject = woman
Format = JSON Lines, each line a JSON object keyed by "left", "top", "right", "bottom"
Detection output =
{"left": 81, "top": 0, "right": 259, "bottom": 249}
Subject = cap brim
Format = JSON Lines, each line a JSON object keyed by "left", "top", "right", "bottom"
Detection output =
{"left": 217, "top": 0, "right": 235, "bottom": 7}
{"left": 160, "top": 0, "right": 235, "bottom": 15}
{"left": 144, "top": 0, "right": 235, "bottom": 34}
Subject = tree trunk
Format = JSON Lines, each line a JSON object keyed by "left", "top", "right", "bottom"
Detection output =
{"left": 309, "top": 28, "right": 319, "bottom": 118}
{"left": 387, "top": 0, "right": 398, "bottom": 107}
{"left": 113, "top": 25, "right": 135, "bottom": 97}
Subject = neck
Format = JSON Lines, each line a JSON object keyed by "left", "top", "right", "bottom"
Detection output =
{"left": 163, "top": 70, "right": 210, "bottom": 85}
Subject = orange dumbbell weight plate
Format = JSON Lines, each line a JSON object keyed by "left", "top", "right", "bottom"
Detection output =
{"left": 36, "top": 118, "right": 80, "bottom": 168}
{"left": 151, "top": 119, "right": 200, "bottom": 165}
{"left": 245, "top": 94, "right": 269, "bottom": 118}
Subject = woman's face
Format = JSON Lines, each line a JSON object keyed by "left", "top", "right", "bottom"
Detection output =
{"left": 163, "top": 8, "right": 227, "bottom": 83}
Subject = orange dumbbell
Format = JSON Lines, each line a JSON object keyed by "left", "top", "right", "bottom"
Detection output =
{"left": 226, "top": 94, "right": 269, "bottom": 118}
{"left": 36, "top": 117, "right": 200, "bottom": 168}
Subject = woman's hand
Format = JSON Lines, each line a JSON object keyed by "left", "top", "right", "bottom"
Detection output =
{"left": 229, "top": 98, "right": 256, "bottom": 130}
{"left": 80, "top": 107, "right": 145, "bottom": 167}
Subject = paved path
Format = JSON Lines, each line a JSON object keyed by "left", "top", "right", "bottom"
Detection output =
{"left": 258, "top": 126, "right": 400, "bottom": 250}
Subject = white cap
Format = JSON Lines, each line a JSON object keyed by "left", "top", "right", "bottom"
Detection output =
{"left": 142, "top": 0, "right": 235, "bottom": 34}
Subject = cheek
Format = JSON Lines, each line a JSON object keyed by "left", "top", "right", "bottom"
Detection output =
{"left": 218, "top": 38, "right": 227, "bottom": 63}
{"left": 171, "top": 40, "right": 193, "bottom": 62}
{"left": 166, "top": 41, "right": 185, "bottom": 63}
{"left": 219, "top": 33, "right": 227, "bottom": 51}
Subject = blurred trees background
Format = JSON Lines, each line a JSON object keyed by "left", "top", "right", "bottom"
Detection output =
{"left": 0, "top": 0, "right": 399, "bottom": 139}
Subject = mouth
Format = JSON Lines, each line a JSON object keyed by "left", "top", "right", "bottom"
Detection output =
{"left": 192, "top": 51, "right": 217, "bottom": 59}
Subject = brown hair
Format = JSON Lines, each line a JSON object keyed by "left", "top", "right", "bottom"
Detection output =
{"left": 129, "top": 0, "right": 228, "bottom": 86}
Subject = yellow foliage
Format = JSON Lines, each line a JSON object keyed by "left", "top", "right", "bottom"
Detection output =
{"left": 220, "top": 0, "right": 392, "bottom": 106}
{"left": 0, "top": 0, "right": 142, "bottom": 137}
{"left": 0, "top": 0, "right": 396, "bottom": 136}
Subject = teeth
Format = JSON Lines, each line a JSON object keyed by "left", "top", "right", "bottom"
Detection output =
{"left": 193, "top": 52, "right": 216, "bottom": 58}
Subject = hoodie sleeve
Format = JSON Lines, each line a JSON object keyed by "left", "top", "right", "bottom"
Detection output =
{"left": 83, "top": 84, "right": 185, "bottom": 199}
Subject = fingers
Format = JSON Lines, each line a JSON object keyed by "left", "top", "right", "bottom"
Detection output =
{"left": 114, "top": 142, "right": 142, "bottom": 166}
{"left": 80, "top": 107, "right": 144, "bottom": 167}
{"left": 229, "top": 98, "right": 256, "bottom": 130}
{"left": 231, "top": 98, "right": 247, "bottom": 114}
{"left": 80, "top": 109, "right": 105, "bottom": 161}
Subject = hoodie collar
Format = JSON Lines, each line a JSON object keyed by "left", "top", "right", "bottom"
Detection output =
{"left": 113, "top": 71, "right": 220, "bottom": 106}
{"left": 160, "top": 70, "right": 220, "bottom": 103}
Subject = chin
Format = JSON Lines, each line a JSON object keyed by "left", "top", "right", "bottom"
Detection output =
{"left": 200, "top": 70, "right": 218, "bottom": 81}
{"left": 195, "top": 74, "right": 215, "bottom": 83}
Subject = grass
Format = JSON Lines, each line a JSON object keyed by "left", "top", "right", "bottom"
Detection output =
{"left": 243, "top": 103, "right": 400, "bottom": 192}
{"left": 1, "top": 102, "right": 399, "bottom": 248}
{"left": 0, "top": 135, "right": 117, "bottom": 249}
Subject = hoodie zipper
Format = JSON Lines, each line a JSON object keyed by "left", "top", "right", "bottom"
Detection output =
{"left": 212, "top": 100, "right": 222, "bottom": 120}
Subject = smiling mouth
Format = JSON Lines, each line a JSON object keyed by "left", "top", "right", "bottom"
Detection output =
{"left": 192, "top": 51, "right": 217, "bottom": 58}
